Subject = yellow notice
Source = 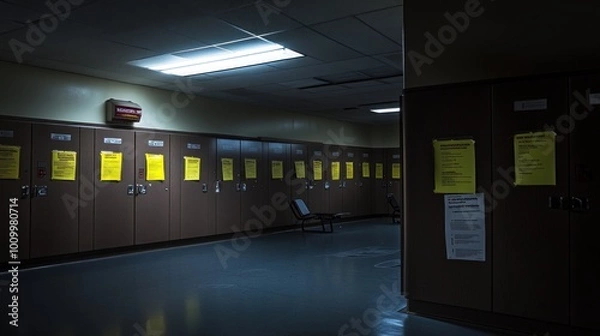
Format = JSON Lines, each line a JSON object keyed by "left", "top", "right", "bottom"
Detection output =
{"left": 221, "top": 158, "right": 234, "bottom": 181}
{"left": 146, "top": 153, "right": 165, "bottom": 181}
{"left": 272, "top": 160, "right": 284, "bottom": 179}
{"left": 52, "top": 150, "right": 77, "bottom": 181}
{"left": 331, "top": 161, "right": 340, "bottom": 181}
{"left": 392, "top": 163, "right": 402, "bottom": 179}
{"left": 100, "top": 151, "right": 123, "bottom": 182}
{"left": 294, "top": 161, "right": 306, "bottom": 179}
{"left": 184, "top": 156, "right": 201, "bottom": 181}
{"left": 375, "top": 163, "right": 384, "bottom": 179}
{"left": 245, "top": 158, "right": 257, "bottom": 179}
{"left": 514, "top": 131, "right": 556, "bottom": 186}
{"left": 313, "top": 160, "right": 323, "bottom": 181}
{"left": 346, "top": 162, "right": 354, "bottom": 180}
{"left": 362, "top": 162, "right": 370, "bottom": 178}
{"left": 0, "top": 145, "right": 20, "bottom": 179}
{"left": 433, "top": 139, "right": 476, "bottom": 194}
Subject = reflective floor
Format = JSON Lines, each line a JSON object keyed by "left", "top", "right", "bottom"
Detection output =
{"left": 1, "top": 219, "right": 512, "bottom": 335}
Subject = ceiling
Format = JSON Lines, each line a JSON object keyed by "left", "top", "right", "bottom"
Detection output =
{"left": 0, "top": 0, "right": 404, "bottom": 125}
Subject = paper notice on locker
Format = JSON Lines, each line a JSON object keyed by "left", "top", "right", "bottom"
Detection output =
{"left": 51, "top": 150, "right": 77, "bottom": 181}
{"left": 362, "top": 162, "right": 370, "bottom": 178}
{"left": 271, "top": 160, "right": 283, "bottom": 179}
{"left": 221, "top": 158, "right": 234, "bottom": 181}
{"left": 433, "top": 139, "right": 476, "bottom": 194}
{"left": 313, "top": 160, "right": 323, "bottom": 181}
{"left": 184, "top": 156, "right": 201, "bottom": 181}
{"left": 513, "top": 131, "right": 556, "bottom": 186}
{"left": 244, "top": 158, "right": 257, "bottom": 179}
{"left": 345, "top": 162, "right": 354, "bottom": 180}
{"left": 392, "top": 163, "right": 402, "bottom": 179}
{"left": 100, "top": 151, "right": 123, "bottom": 181}
{"left": 0, "top": 145, "right": 20, "bottom": 179}
{"left": 145, "top": 153, "right": 165, "bottom": 181}
{"left": 375, "top": 163, "right": 384, "bottom": 179}
{"left": 444, "top": 193, "right": 486, "bottom": 262}
{"left": 294, "top": 161, "right": 306, "bottom": 179}
{"left": 331, "top": 161, "right": 340, "bottom": 181}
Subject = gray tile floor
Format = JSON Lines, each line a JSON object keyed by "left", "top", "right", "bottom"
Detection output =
{"left": 1, "top": 219, "right": 511, "bottom": 335}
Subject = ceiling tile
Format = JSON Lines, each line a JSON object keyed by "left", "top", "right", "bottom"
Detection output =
{"left": 267, "top": 27, "right": 361, "bottom": 62}
{"left": 281, "top": 0, "right": 401, "bottom": 25}
{"left": 279, "top": 78, "right": 328, "bottom": 88}
{"left": 166, "top": 16, "right": 252, "bottom": 45}
{"left": 217, "top": 3, "right": 301, "bottom": 35}
{"left": 357, "top": 6, "right": 403, "bottom": 45}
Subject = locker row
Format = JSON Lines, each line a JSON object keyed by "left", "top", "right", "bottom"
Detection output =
{"left": 0, "top": 120, "right": 402, "bottom": 262}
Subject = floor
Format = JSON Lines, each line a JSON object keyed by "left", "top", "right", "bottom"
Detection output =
{"left": 1, "top": 219, "right": 512, "bottom": 336}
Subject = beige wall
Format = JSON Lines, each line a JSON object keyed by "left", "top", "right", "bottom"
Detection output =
{"left": 0, "top": 61, "right": 399, "bottom": 147}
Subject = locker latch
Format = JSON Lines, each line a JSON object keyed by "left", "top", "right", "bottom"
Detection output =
{"left": 34, "top": 185, "right": 48, "bottom": 197}
{"left": 202, "top": 183, "right": 208, "bottom": 193}
{"left": 21, "top": 185, "right": 30, "bottom": 199}
{"left": 127, "top": 185, "right": 135, "bottom": 196}
{"left": 324, "top": 181, "right": 330, "bottom": 190}
{"left": 241, "top": 183, "right": 247, "bottom": 192}
{"left": 136, "top": 184, "right": 147, "bottom": 195}
{"left": 548, "top": 196, "right": 565, "bottom": 210}
{"left": 571, "top": 197, "right": 591, "bottom": 212}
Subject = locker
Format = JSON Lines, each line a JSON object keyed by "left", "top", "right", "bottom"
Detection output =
{"left": 30, "top": 124, "right": 80, "bottom": 258}
{"left": 342, "top": 147, "right": 358, "bottom": 215}
{"left": 385, "top": 148, "right": 403, "bottom": 216}
{"left": 290, "top": 143, "right": 309, "bottom": 203}
{"left": 492, "top": 78, "right": 569, "bottom": 323}
{"left": 327, "top": 145, "right": 344, "bottom": 213}
{"left": 0, "top": 121, "right": 31, "bottom": 261}
{"left": 93, "top": 129, "right": 135, "bottom": 249}
{"left": 307, "top": 144, "right": 329, "bottom": 213}
{"left": 216, "top": 139, "right": 241, "bottom": 235}
{"left": 266, "top": 142, "right": 291, "bottom": 227}
{"left": 171, "top": 134, "right": 216, "bottom": 239}
{"left": 569, "top": 74, "right": 600, "bottom": 331}
{"left": 356, "top": 148, "right": 373, "bottom": 216}
{"left": 372, "top": 148, "right": 388, "bottom": 214}
{"left": 241, "top": 140, "right": 266, "bottom": 228}
{"left": 134, "top": 132, "right": 170, "bottom": 245}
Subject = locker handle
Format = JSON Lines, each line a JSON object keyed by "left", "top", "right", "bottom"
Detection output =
{"left": 215, "top": 180, "right": 221, "bottom": 193}
{"left": 571, "top": 197, "right": 590, "bottom": 212}
{"left": 202, "top": 183, "right": 208, "bottom": 193}
{"left": 21, "top": 185, "right": 30, "bottom": 199}
{"left": 236, "top": 183, "right": 241, "bottom": 192}
{"left": 241, "top": 183, "right": 247, "bottom": 192}
{"left": 136, "top": 184, "right": 147, "bottom": 195}
{"left": 548, "top": 196, "right": 565, "bottom": 210}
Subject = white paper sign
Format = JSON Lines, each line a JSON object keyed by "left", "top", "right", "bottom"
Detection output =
{"left": 444, "top": 193, "right": 486, "bottom": 262}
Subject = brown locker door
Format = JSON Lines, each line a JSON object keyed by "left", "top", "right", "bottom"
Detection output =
{"left": 266, "top": 142, "right": 291, "bottom": 227}
{"left": 307, "top": 144, "right": 329, "bottom": 213}
{"left": 135, "top": 132, "right": 170, "bottom": 245}
{"left": 290, "top": 143, "right": 309, "bottom": 203}
{"left": 372, "top": 148, "right": 387, "bottom": 214}
{"left": 174, "top": 135, "right": 216, "bottom": 239}
{"left": 357, "top": 148, "right": 373, "bottom": 216}
{"left": 569, "top": 75, "right": 600, "bottom": 331}
{"left": 93, "top": 129, "right": 135, "bottom": 249}
{"left": 492, "top": 78, "right": 569, "bottom": 323}
{"left": 0, "top": 121, "right": 31, "bottom": 261}
{"left": 216, "top": 139, "right": 241, "bottom": 234}
{"left": 241, "top": 140, "right": 266, "bottom": 227}
{"left": 386, "top": 148, "right": 403, "bottom": 215}
{"left": 327, "top": 145, "right": 344, "bottom": 213}
{"left": 342, "top": 147, "right": 358, "bottom": 215}
{"left": 30, "top": 124, "right": 80, "bottom": 258}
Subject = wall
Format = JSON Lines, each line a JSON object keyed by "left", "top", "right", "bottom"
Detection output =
{"left": 0, "top": 61, "right": 398, "bottom": 147}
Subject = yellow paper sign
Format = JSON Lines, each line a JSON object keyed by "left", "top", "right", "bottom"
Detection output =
{"left": 272, "top": 160, "right": 284, "bottom": 179}
{"left": 245, "top": 158, "right": 257, "bottom": 179}
{"left": 313, "top": 160, "right": 323, "bottom": 181}
{"left": 221, "top": 158, "right": 234, "bottom": 181}
{"left": 433, "top": 139, "right": 476, "bottom": 193}
{"left": 331, "top": 161, "right": 340, "bottom": 180}
{"left": 294, "top": 161, "right": 306, "bottom": 179}
{"left": 0, "top": 145, "right": 20, "bottom": 179}
{"left": 145, "top": 153, "right": 165, "bottom": 181}
{"left": 514, "top": 132, "right": 556, "bottom": 186}
{"left": 362, "top": 162, "right": 370, "bottom": 178}
{"left": 52, "top": 150, "right": 77, "bottom": 181}
{"left": 392, "top": 163, "right": 401, "bottom": 179}
{"left": 345, "top": 162, "right": 354, "bottom": 180}
{"left": 375, "top": 163, "right": 384, "bottom": 179}
{"left": 184, "top": 156, "right": 201, "bottom": 181}
{"left": 100, "top": 151, "right": 123, "bottom": 182}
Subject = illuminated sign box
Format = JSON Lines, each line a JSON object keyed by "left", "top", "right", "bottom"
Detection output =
{"left": 106, "top": 99, "right": 142, "bottom": 123}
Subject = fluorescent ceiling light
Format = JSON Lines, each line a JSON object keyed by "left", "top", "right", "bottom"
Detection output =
{"left": 371, "top": 107, "right": 401, "bottom": 113}
{"left": 162, "top": 47, "right": 303, "bottom": 76}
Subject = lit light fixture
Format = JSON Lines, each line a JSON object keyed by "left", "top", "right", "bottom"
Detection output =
{"left": 370, "top": 107, "right": 401, "bottom": 113}
{"left": 130, "top": 41, "right": 304, "bottom": 76}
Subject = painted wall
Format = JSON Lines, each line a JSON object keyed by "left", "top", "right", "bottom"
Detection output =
{"left": 0, "top": 61, "right": 398, "bottom": 147}
{"left": 404, "top": 0, "right": 600, "bottom": 88}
